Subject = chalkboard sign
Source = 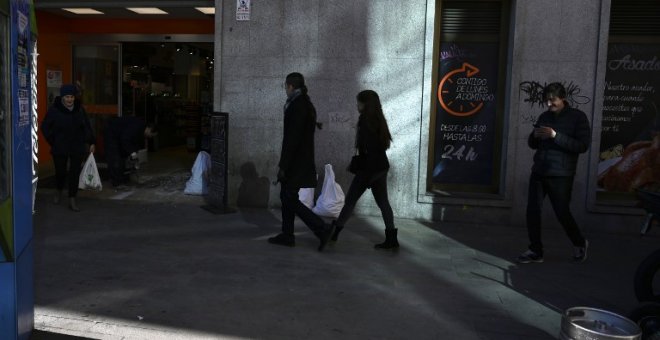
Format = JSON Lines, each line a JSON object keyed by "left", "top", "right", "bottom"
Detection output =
{"left": 597, "top": 43, "right": 660, "bottom": 196}
{"left": 430, "top": 42, "right": 503, "bottom": 191}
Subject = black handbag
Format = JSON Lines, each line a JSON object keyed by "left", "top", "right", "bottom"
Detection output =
{"left": 348, "top": 151, "right": 365, "bottom": 174}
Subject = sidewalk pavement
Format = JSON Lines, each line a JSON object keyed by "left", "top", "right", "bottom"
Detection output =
{"left": 31, "top": 191, "right": 660, "bottom": 340}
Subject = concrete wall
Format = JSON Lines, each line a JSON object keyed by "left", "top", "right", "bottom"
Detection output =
{"left": 215, "top": 0, "right": 644, "bottom": 233}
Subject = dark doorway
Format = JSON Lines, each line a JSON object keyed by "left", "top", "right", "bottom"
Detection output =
{"left": 121, "top": 42, "right": 214, "bottom": 152}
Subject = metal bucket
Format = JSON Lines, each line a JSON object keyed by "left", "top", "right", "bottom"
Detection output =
{"left": 560, "top": 307, "right": 642, "bottom": 340}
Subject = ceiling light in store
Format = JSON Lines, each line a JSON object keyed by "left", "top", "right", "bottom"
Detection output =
{"left": 195, "top": 7, "right": 215, "bottom": 15}
{"left": 126, "top": 7, "right": 168, "bottom": 15}
{"left": 62, "top": 8, "right": 104, "bottom": 15}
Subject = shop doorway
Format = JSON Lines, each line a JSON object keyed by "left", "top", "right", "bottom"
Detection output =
{"left": 69, "top": 40, "right": 215, "bottom": 200}
{"left": 121, "top": 42, "right": 214, "bottom": 152}
{"left": 72, "top": 41, "right": 213, "bottom": 160}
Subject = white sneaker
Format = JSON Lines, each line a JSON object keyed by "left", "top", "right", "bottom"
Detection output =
{"left": 517, "top": 250, "right": 544, "bottom": 264}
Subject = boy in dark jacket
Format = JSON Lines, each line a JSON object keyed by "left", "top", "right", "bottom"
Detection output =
{"left": 268, "top": 72, "right": 334, "bottom": 251}
{"left": 518, "top": 82, "right": 591, "bottom": 264}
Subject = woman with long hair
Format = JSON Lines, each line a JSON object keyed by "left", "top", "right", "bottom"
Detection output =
{"left": 332, "top": 90, "right": 398, "bottom": 249}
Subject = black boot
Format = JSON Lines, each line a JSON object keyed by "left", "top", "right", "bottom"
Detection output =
{"left": 330, "top": 221, "right": 343, "bottom": 242}
{"left": 316, "top": 223, "right": 335, "bottom": 252}
{"left": 268, "top": 233, "right": 295, "bottom": 247}
{"left": 375, "top": 229, "right": 399, "bottom": 250}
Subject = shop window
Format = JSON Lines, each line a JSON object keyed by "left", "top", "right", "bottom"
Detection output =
{"left": 72, "top": 44, "right": 120, "bottom": 161}
{"left": 596, "top": 0, "right": 660, "bottom": 203}
{"left": 72, "top": 44, "right": 120, "bottom": 112}
{"left": 427, "top": 0, "right": 510, "bottom": 195}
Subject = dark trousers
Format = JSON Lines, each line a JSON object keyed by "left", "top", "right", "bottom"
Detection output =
{"left": 53, "top": 154, "right": 84, "bottom": 198}
{"left": 526, "top": 172, "right": 586, "bottom": 256}
{"left": 105, "top": 145, "right": 125, "bottom": 187}
{"left": 280, "top": 186, "right": 326, "bottom": 235}
{"left": 336, "top": 171, "right": 395, "bottom": 230}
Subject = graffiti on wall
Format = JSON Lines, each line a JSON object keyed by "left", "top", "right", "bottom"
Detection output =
{"left": 518, "top": 80, "right": 592, "bottom": 124}
{"left": 327, "top": 111, "right": 353, "bottom": 132}
{"left": 519, "top": 80, "right": 591, "bottom": 108}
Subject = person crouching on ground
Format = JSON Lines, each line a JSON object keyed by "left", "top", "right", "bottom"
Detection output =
{"left": 41, "top": 84, "right": 96, "bottom": 212}
{"left": 517, "top": 82, "right": 591, "bottom": 264}
{"left": 104, "top": 114, "right": 156, "bottom": 189}
{"left": 268, "top": 72, "right": 334, "bottom": 251}
{"left": 330, "top": 90, "right": 398, "bottom": 250}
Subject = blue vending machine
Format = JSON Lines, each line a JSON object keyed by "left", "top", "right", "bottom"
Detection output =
{"left": 0, "top": 0, "right": 35, "bottom": 339}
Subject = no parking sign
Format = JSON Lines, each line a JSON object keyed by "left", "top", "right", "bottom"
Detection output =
{"left": 236, "top": 0, "right": 250, "bottom": 21}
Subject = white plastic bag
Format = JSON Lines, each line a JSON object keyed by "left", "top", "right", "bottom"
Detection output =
{"left": 184, "top": 151, "right": 211, "bottom": 195}
{"left": 78, "top": 153, "right": 102, "bottom": 191}
{"left": 299, "top": 188, "right": 315, "bottom": 209}
{"left": 312, "top": 164, "right": 345, "bottom": 218}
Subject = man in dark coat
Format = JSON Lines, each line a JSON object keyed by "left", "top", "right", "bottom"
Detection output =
{"left": 41, "top": 84, "right": 96, "bottom": 211}
{"left": 268, "top": 72, "right": 334, "bottom": 251}
{"left": 104, "top": 115, "right": 154, "bottom": 188}
{"left": 517, "top": 82, "right": 591, "bottom": 264}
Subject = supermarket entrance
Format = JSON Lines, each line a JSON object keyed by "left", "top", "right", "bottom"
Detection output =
{"left": 74, "top": 40, "right": 214, "bottom": 202}
{"left": 121, "top": 41, "right": 214, "bottom": 153}
{"left": 34, "top": 5, "right": 215, "bottom": 199}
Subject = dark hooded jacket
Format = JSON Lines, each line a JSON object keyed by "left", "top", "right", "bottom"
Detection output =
{"left": 41, "top": 97, "right": 95, "bottom": 156}
{"left": 529, "top": 106, "right": 591, "bottom": 177}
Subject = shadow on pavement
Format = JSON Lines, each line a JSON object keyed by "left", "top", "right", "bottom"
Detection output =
{"left": 420, "top": 211, "right": 660, "bottom": 319}
{"left": 33, "top": 193, "right": 557, "bottom": 339}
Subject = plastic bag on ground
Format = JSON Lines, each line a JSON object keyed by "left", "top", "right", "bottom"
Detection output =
{"left": 184, "top": 151, "right": 211, "bottom": 195}
{"left": 299, "top": 188, "right": 315, "bottom": 209}
{"left": 312, "top": 164, "right": 345, "bottom": 218}
{"left": 78, "top": 153, "right": 103, "bottom": 191}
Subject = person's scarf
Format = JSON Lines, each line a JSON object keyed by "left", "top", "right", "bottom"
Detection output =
{"left": 283, "top": 89, "right": 302, "bottom": 113}
{"left": 62, "top": 98, "right": 75, "bottom": 112}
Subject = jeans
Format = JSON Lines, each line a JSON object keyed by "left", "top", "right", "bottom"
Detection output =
{"left": 526, "top": 172, "right": 586, "bottom": 256}
{"left": 336, "top": 171, "right": 395, "bottom": 230}
{"left": 53, "top": 154, "right": 84, "bottom": 198}
{"left": 105, "top": 145, "right": 126, "bottom": 187}
{"left": 280, "top": 186, "right": 326, "bottom": 235}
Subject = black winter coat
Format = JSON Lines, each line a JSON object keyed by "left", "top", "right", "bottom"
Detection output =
{"left": 104, "top": 116, "right": 146, "bottom": 158}
{"left": 279, "top": 95, "right": 318, "bottom": 189}
{"left": 529, "top": 106, "right": 591, "bottom": 177}
{"left": 356, "top": 115, "right": 390, "bottom": 174}
{"left": 41, "top": 97, "right": 95, "bottom": 156}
